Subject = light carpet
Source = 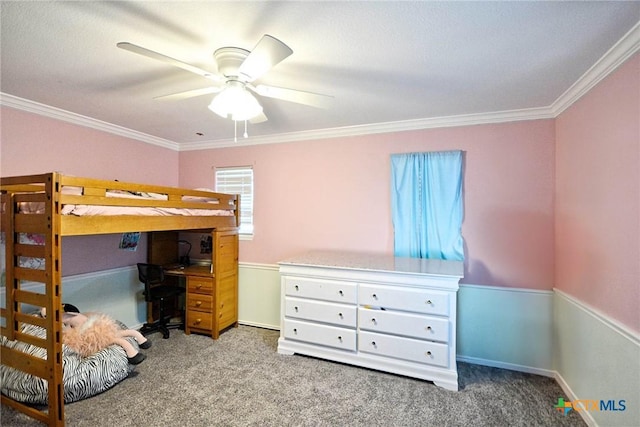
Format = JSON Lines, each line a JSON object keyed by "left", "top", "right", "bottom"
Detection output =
{"left": 1, "top": 325, "right": 586, "bottom": 426}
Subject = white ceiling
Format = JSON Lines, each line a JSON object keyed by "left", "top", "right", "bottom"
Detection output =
{"left": 1, "top": 1, "right": 639, "bottom": 149}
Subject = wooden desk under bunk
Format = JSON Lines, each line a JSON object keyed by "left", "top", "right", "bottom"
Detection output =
{"left": 148, "top": 228, "right": 239, "bottom": 339}
{"left": 1, "top": 173, "right": 240, "bottom": 426}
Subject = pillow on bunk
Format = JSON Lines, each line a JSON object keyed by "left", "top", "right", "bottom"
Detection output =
{"left": 0, "top": 319, "right": 138, "bottom": 405}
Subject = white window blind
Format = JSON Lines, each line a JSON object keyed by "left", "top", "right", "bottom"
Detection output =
{"left": 215, "top": 166, "right": 254, "bottom": 235}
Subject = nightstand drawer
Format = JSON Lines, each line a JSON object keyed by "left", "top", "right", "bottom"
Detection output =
{"left": 285, "top": 297, "right": 357, "bottom": 327}
{"left": 359, "top": 284, "right": 449, "bottom": 316}
{"left": 186, "top": 293, "right": 213, "bottom": 311}
{"left": 284, "top": 319, "right": 356, "bottom": 351}
{"left": 186, "top": 310, "right": 213, "bottom": 330}
{"left": 188, "top": 277, "right": 213, "bottom": 294}
{"left": 284, "top": 277, "right": 356, "bottom": 304}
{"left": 358, "top": 308, "right": 450, "bottom": 343}
{"left": 359, "top": 331, "right": 449, "bottom": 368}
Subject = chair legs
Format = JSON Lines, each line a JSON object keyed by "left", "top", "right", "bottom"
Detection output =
{"left": 140, "top": 322, "right": 171, "bottom": 339}
{"left": 139, "top": 297, "right": 184, "bottom": 339}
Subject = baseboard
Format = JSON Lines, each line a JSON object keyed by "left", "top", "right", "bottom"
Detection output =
{"left": 456, "top": 355, "right": 555, "bottom": 378}
{"left": 554, "top": 371, "right": 598, "bottom": 427}
{"left": 238, "top": 320, "right": 279, "bottom": 330}
{"left": 553, "top": 289, "right": 639, "bottom": 427}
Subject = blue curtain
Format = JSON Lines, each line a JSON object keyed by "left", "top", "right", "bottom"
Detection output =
{"left": 391, "top": 151, "right": 464, "bottom": 260}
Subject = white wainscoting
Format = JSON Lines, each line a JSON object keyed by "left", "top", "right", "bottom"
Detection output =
{"left": 1, "top": 263, "right": 282, "bottom": 331}
{"left": 553, "top": 289, "right": 639, "bottom": 427}
{"left": 457, "top": 283, "right": 554, "bottom": 376}
{"left": 238, "top": 262, "right": 281, "bottom": 329}
{"left": 236, "top": 264, "right": 557, "bottom": 375}
{"left": 2, "top": 265, "right": 557, "bottom": 376}
{"left": 12, "top": 260, "right": 639, "bottom": 427}
{"left": 0, "top": 266, "right": 146, "bottom": 329}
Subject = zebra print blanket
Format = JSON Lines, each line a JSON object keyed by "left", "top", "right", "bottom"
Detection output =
{"left": 1, "top": 321, "right": 137, "bottom": 404}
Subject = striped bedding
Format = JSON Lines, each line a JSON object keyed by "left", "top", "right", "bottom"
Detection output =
{"left": 0, "top": 320, "right": 137, "bottom": 404}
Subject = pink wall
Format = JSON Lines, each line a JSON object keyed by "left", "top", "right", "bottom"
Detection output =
{"left": 555, "top": 53, "right": 639, "bottom": 332}
{"left": 180, "top": 119, "right": 556, "bottom": 290}
{"left": 0, "top": 108, "right": 178, "bottom": 184}
{"left": 0, "top": 107, "right": 180, "bottom": 275}
{"left": 3, "top": 52, "right": 634, "bottom": 325}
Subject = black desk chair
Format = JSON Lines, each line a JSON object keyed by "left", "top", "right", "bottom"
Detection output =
{"left": 137, "top": 263, "right": 185, "bottom": 339}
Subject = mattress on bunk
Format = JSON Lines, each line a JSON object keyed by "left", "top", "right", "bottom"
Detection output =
{"left": 0, "top": 320, "right": 137, "bottom": 405}
{"left": 60, "top": 204, "right": 234, "bottom": 216}
{"left": 16, "top": 186, "right": 234, "bottom": 217}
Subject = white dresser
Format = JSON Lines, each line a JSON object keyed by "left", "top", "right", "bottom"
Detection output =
{"left": 277, "top": 251, "right": 464, "bottom": 391}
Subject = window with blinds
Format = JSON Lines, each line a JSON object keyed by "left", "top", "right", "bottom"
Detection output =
{"left": 215, "top": 166, "right": 254, "bottom": 236}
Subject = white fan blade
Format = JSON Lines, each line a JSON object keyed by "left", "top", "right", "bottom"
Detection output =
{"left": 153, "top": 86, "right": 222, "bottom": 101}
{"left": 238, "top": 35, "right": 293, "bottom": 82}
{"left": 251, "top": 84, "right": 333, "bottom": 109}
{"left": 249, "top": 111, "right": 268, "bottom": 124}
{"left": 117, "top": 42, "right": 221, "bottom": 82}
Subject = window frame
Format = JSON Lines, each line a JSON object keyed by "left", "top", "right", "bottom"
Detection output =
{"left": 215, "top": 166, "right": 254, "bottom": 239}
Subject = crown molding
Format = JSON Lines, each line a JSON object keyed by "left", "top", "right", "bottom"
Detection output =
{"left": 0, "top": 93, "right": 179, "bottom": 151}
{"left": 178, "top": 106, "right": 555, "bottom": 150}
{"left": 2, "top": 21, "right": 637, "bottom": 152}
{"left": 550, "top": 20, "right": 640, "bottom": 116}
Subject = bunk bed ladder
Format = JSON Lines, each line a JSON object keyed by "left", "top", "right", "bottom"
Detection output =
{"left": 1, "top": 173, "right": 65, "bottom": 426}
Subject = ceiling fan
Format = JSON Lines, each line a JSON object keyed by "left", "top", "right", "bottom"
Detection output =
{"left": 117, "top": 35, "right": 333, "bottom": 125}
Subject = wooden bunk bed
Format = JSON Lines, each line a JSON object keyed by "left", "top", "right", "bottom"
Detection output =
{"left": 0, "top": 172, "right": 239, "bottom": 426}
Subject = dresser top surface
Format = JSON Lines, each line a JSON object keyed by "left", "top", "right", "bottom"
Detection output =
{"left": 279, "top": 251, "right": 463, "bottom": 278}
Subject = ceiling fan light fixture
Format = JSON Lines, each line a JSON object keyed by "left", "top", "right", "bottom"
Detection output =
{"left": 208, "top": 81, "right": 263, "bottom": 121}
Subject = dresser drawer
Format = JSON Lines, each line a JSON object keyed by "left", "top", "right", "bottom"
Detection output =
{"left": 283, "top": 319, "right": 356, "bottom": 351}
{"left": 359, "top": 284, "right": 449, "bottom": 316}
{"left": 358, "top": 308, "right": 450, "bottom": 343}
{"left": 285, "top": 297, "right": 357, "bottom": 327}
{"left": 186, "top": 310, "right": 213, "bottom": 331}
{"left": 186, "top": 293, "right": 213, "bottom": 311}
{"left": 359, "top": 331, "right": 449, "bottom": 368}
{"left": 188, "top": 276, "right": 214, "bottom": 294}
{"left": 284, "top": 277, "right": 356, "bottom": 304}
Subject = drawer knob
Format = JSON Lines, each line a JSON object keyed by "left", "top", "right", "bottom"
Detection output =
{"left": 425, "top": 299, "right": 432, "bottom": 305}
{"left": 425, "top": 351, "right": 432, "bottom": 357}
{"left": 293, "top": 328, "right": 298, "bottom": 334}
{"left": 294, "top": 306, "right": 299, "bottom": 312}
{"left": 372, "top": 293, "right": 378, "bottom": 300}
{"left": 338, "top": 336, "right": 342, "bottom": 342}
{"left": 425, "top": 325, "right": 432, "bottom": 331}
{"left": 195, "top": 301, "right": 202, "bottom": 307}
{"left": 338, "top": 312, "right": 343, "bottom": 318}
{"left": 371, "top": 341, "right": 377, "bottom": 348}
{"left": 339, "top": 290, "right": 344, "bottom": 296}
{"left": 194, "top": 318, "right": 202, "bottom": 325}
{"left": 371, "top": 318, "right": 377, "bottom": 325}
{"left": 294, "top": 285, "right": 299, "bottom": 291}
{"left": 196, "top": 284, "right": 202, "bottom": 289}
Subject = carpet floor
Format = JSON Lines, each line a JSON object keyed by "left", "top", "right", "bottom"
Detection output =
{"left": 1, "top": 325, "right": 586, "bottom": 426}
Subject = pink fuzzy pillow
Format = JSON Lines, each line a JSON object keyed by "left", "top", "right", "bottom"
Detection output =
{"left": 63, "top": 312, "right": 120, "bottom": 357}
